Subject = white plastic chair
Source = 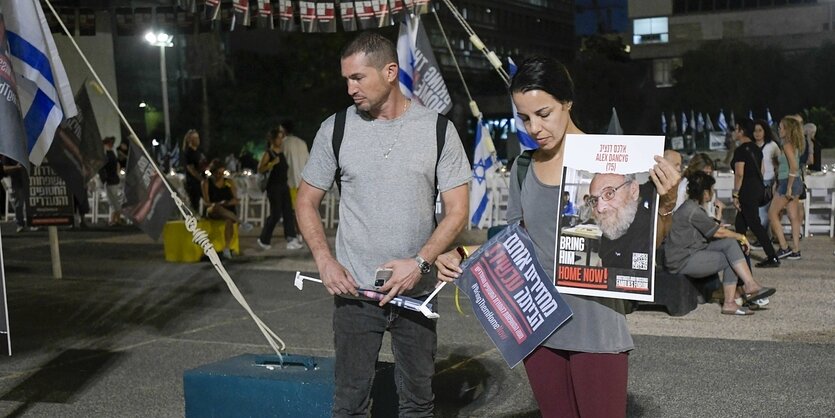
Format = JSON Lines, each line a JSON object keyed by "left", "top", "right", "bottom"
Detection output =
{"left": 803, "top": 187, "right": 834, "bottom": 237}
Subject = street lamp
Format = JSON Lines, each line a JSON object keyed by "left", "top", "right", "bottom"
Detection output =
{"left": 144, "top": 31, "right": 173, "bottom": 148}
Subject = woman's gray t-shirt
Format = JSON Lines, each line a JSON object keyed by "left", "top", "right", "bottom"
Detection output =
{"left": 507, "top": 159, "right": 634, "bottom": 353}
{"left": 662, "top": 199, "right": 720, "bottom": 273}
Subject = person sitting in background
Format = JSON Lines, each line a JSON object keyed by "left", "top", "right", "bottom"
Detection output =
{"left": 663, "top": 171, "right": 776, "bottom": 315}
{"left": 202, "top": 159, "right": 253, "bottom": 260}
{"left": 675, "top": 153, "right": 723, "bottom": 220}
{"left": 576, "top": 194, "right": 593, "bottom": 224}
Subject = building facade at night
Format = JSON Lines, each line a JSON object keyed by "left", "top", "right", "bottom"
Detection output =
{"left": 628, "top": 0, "right": 835, "bottom": 87}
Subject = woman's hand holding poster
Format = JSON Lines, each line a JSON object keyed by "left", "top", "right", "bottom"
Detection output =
{"left": 455, "top": 223, "right": 572, "bottom": 368}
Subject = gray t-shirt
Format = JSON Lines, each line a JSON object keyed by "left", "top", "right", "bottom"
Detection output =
{"left": 662, "top": 199, "right": 720, "bottom": 273}
{"left": 302, "top": 103, "right": 471, "bottom": 297}
{"left": 507, "top": 159, "right": 634, "bottom": 353}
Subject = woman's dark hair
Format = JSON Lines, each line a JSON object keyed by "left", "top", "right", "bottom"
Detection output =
{"left": 753, "top": 119, "right": 774, "bottom": 144}
{"left": 509, "top": 56, "right": 574, "bottom": 103}
{"left": 736, "top": 117, "right": 754, "bottom": 140}
{"left": 267, "top": 127, "right": 281, "bottom": 142}
{"left": 686, "top": 171, "right": 716, "bottom": 201}
{"left": 208, "top": 158, "right": 224, "bottom": 173}
{"left": 279, "top": 120, "right": 295, "bottom": 135}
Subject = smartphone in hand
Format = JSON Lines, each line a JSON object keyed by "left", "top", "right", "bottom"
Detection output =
{"left": 374, "top": 268, "right": 393, "bottom": 289}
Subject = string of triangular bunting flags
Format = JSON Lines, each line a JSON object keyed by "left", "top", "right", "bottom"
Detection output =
{"left": 204, "top": 0, "right": 432, "bottom": 32}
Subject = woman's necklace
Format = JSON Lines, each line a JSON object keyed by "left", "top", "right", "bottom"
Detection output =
{"left": 380, "top": 100, "right": 410, "bottom": 159}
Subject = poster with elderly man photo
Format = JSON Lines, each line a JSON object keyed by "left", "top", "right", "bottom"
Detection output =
{"left": 555, "top": 134, "right": 664, "bottom": 301}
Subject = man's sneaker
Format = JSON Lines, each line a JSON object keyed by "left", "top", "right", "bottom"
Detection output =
{"left": 775, "top": 248, "right": 792, "bottom": 259}
{"left": 755, "top": 257, "right": 780, "bottom": 268}
{"left": 221, "top": 248, "right": 233, "bottom": 260}
{"left": 15, "top": 225, "right": 24, "bottom": 233}
{"left": 240, "top": 222, "right": 254, "bottom": 233}
{"left": 286, "top": 238, "right": 303, "bottom": 250}
{"left": 256, "top": 238, "right": 272, "bottom": 250}
{"left": 786, "top": 251, "right": 802, "bottom": 260}
{"left": 296, "top": 235, "right": 304, "bottom": 245}
{"left": 748, "top": 241, "right": 763, "bottom": 250}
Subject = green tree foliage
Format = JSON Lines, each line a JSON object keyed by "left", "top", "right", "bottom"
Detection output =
{"left": 569, "top": 35, "right": 651, "bottom": 134}
{"left": 670, "top": 40, "right": 807, "bottom": 118}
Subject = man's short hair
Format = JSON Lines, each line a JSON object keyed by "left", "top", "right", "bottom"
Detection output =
{"left": 340, "top": 31, "right": 397, "bottom": 70}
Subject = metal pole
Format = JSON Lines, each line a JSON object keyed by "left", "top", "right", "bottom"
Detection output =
{"left": 160, "top": 45, "right": 171, "bottom": 147}
{"left": 48, "top": 226, "right": 62, "bottom": 279}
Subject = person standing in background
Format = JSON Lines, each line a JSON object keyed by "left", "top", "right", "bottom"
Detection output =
{"left": 182, "top": 129, "right": 206, "bottom": 213}
{"left": 804, "top": 123, "right": 821, "bottom": 172}
{"left": 278, "top": 120, "right": 310, "bottom": 208}
{"left": 1, "top": 156, "right": 32, "bottom": 232}
{"left": 99, "top": 136, "right": 123, "bottom": 226}
{"left": 731, "top": 118, "right": 780, "bottom": 268}
{"left": 257, "top": 127, "right": 303, "bottom": 251}
{"left": 752, "top": 120, "right": 779, "bottom": 249}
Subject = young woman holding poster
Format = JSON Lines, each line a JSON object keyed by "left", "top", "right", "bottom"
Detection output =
{"left": 435, "top": 57, "right": 680, "bottom": 417}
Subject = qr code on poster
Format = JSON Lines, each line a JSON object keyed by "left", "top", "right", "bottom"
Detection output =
{"left": 632, "top": 253, "right": 648, "bottom": 270}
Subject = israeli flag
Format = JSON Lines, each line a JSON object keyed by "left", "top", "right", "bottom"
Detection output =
{"left": 681, "top": 112, "right": 687, "bottom": 134}
{"left": 470, "top": 118, "right": 497, "bottom": 227}
{"left": 397, "top": 14, "right": 452, "bottom": 113}
{"left": 697, "top": 112, "right": 705, "bottom": 133}
{"left": 507, "top": 58, "right": 539, "bottom": 151}
{"left": 767, "top": 108, "right": 773, "bottom": 126}
{"left": 661, "top": 112, "right": 667, "bottom": 134}
{"left": 705, "top": 111, "right": 715, "bottom": 132}
{"left": 689, "top": 110, "right": 696, "bottom": 132}
{"left": 717, "top": 110, "right": 728, "bottom": 132}
{"left": 3, "top": 0, "right": 77, "bottom": 166}
{"left": 748, "top": 109, "right": 753, "bottom": 119}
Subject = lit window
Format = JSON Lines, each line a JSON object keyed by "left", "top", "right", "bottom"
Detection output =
{"left": 633, "top": 17, "right": 669, "bottom": 44}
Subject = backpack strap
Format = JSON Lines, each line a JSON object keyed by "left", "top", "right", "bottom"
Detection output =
{"left": 515, "top": 150, "right": 535, "bottom": 191}
{"left": 332, "top": 109, "right": 347, "bottom": 193}
{"left": 434, "top": 114, "right": 448, "bottom": 197}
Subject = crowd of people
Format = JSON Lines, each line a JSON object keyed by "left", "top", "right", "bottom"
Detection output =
{"left": 279, "top": 30, "right": 835, "bottom": 417}
{"left": 180, "top": 121, "right": 310, "bottom": 259}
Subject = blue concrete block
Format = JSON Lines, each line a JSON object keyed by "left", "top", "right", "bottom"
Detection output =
{"left": 183, "top": 354, "right": 335, "bottom": 418}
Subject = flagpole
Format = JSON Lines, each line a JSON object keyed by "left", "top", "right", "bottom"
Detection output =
{"left": 42, "top": 0, "right": 287, "bottom": 358}
{"left": 430, "top": 7, "right": 477, "bottom": 116}
{"left": 437, "top": 0, "right": 510, "bottom": 86}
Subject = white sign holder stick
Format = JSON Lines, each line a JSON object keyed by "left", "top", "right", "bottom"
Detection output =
{"left": 294, "top": 272, "right": 445, "bottom": 319}
{"left": 416, "top": 282, "right": 446, "bottom": 319}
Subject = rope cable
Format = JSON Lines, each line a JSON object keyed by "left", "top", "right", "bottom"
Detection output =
{"left": 43, "top": 0, "right": 286, "bottom": 359}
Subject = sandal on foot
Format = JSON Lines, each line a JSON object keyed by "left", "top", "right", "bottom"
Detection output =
{"left": 722, "top": 306, "right": 755, "bottom": 315}
{"left": 742, "top": 287, "right": 776, "bottom": 304}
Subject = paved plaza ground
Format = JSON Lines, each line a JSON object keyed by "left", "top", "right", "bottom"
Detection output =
{"left": 0, "top": 221, "right": 833, "bottom": 417}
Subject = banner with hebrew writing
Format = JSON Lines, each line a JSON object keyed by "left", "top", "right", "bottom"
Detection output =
{"left": 456, "top": 222, "right": 572, "bottom": 368}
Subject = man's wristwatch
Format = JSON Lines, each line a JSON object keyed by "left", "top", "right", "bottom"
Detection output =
{"left": 415, "top": 255, "right": 431, "bottom": 274}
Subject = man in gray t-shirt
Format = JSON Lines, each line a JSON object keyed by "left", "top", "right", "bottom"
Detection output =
{"left": 295, "top": 32, "right": 470, "bottom": 417}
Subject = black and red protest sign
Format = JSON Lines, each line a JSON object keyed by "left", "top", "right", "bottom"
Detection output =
{"left": 456, "top": 222, "right": 572, "bottom": 368}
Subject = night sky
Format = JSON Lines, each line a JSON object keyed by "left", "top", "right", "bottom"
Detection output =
{"left": 575, "top": 0, "right": 629, "bottom": 36}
